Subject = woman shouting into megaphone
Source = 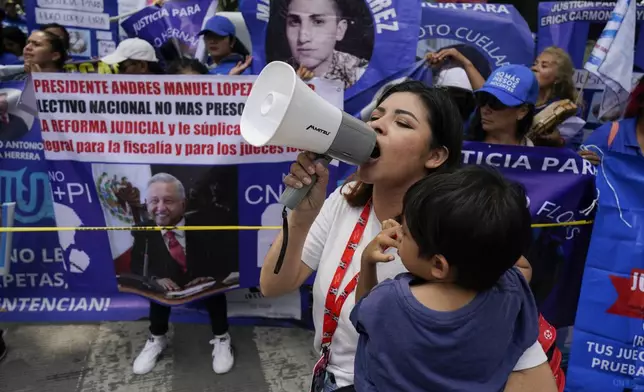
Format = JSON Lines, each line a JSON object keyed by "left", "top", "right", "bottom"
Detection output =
{"left": 259, "top": 81, "right": 558, "bottom": 392}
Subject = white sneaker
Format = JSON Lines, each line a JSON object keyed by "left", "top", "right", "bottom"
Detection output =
{"left": 133, "top": 335, "right": 167, "bottom": 375}
{"left": 210, "top": 333, "right": 234, "bottom": 374}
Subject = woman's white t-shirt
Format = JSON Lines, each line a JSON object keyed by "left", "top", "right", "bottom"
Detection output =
{"left": 301, "top": 183, "right": 548, "bottom": 388}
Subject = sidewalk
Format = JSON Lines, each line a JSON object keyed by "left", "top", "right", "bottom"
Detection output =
{"left": 0, "top": 322, "right": 317, "bottom": 392}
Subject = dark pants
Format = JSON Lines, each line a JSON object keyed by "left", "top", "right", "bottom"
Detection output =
{"left": 149, "top": 294, "right": 228, "bottom": 336}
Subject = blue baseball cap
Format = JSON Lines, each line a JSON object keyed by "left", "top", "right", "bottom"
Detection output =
{"left": 475, "top": 65, "right": 539, "bottom": 107}
{"left": 198, "top": 15, "right": 236, "bottom": 37}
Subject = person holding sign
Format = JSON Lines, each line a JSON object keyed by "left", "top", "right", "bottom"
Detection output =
{"left": 22, "top": 30, "right": 67, "bottom": 75}
{"left": 129, "top": 173, "right": 234, "bottom": 376}
{"left": 198, "top": 15, "right": 253, "bottom": 76}
{"left": 467, "top": 65, "right": 539, "bottom": 147}
{"left": 260, "top": 81, "right": 556, "bottom": 391}
{"left": 581, "top": 77, "right": 644, "bottom": 165}
{"left": 101, "top": 38, "right": 164, "bottom": 75}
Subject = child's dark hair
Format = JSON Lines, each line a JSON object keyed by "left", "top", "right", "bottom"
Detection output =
{"left": 343, "top": 81, "right": 464, "bottom": 207}
{"left": 402, "top": 165, "right": 532, "bottom": 292}
{"left": 167, "top": 57, "right": 209, "bottom": 75}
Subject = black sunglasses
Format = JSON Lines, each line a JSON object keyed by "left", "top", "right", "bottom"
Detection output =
{"left": 476, "top": 92, "right": 517, "bottom": 111}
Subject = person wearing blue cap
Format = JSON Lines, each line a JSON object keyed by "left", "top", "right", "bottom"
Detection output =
{"left": 198, "top": 15, "right": 252, "bottom": 76}
{"left": 466, "top": 64, "right": 539, "bottom": 147}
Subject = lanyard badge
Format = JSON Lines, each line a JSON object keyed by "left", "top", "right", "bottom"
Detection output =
{"left": 309, "top": 202, "right": 372, "bottom": 392}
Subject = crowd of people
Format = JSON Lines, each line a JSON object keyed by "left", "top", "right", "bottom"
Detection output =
{"left": 1, "top": 3, "right": 643, "bottom": 391}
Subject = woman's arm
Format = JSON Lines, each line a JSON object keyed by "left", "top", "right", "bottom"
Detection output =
{"left": 260, "top": 211, "right": 315, "bottom": 297}
{"left": 505, "top": 362, "right": 558, "bottom": 392}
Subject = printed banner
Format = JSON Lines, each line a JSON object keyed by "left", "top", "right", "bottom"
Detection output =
{"left": 418, "top": 2, "right": 534, "bottom": 68}
{"left": 567, "top": 152, "right": 644, "bottom": 392}
{"left": 574, "top": 69, "right": 643, "bottom": 133}
{"left": 30, "top": 72, "right": 343, "bottom": 306}
{"left": 25, "top": 0, "right": 120, "bottom": 60}
{"left": 537, "top": 1, "right": 644, "bottom": 69}
{"left": 120, "top": 0, "right": 217, "bottom": 61}
{"left": 0, "top": 79, "right": 309, "bottom": 324}
{"left": 240, "top": 0, "right": 422, "bottom": 100}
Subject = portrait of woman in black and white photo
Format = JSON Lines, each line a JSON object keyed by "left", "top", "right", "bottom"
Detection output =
{"left": 266, "top": 0, "right": 374, "bottom": 89}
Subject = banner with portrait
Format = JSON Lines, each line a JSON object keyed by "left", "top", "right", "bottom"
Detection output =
{"left": 120, "top": 0, "right": 217, "bottom": 62}
{"left": 567, "top": 152, "right": 644, "bottom": 392}
{"left": 240, "top": 0, "right": 422, "bottom": 101}
{"left": 537, "top": 1, "right": 644, "bottom": 70}
{"left": 418, "top": 2, "right": 534, "bottom": 69}
{"left": 30, "top": 72, "right": 343, "bottom": 307}
{"left": 25, "top": 0, "right": 120, "bottom": 60}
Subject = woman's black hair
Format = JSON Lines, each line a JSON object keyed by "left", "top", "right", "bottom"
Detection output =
{"left": 2, "top": 26, "right": 26, "bottom": 53}
{"left": 167, "top": 57, "right": 209, "bottom": 75}
{"left": 344, "top": 80, "right": 464, "bottom": 207}
{"left": 466, "top": 102, "right": 536, "bottom": 143}
{"left": 146, "top": 61, "right": 165, "bottom": 75}
{"left": 41, "top": 23, "right": 70, "bottom": 51}
{"left": 39, "top": 30, "right": 68, "bottom": 70}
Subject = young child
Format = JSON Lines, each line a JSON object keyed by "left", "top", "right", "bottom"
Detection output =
{"left": 351, "top": 165, "right": 539, "bottom": 392}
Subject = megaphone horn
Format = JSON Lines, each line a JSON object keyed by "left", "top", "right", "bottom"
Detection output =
{"left": 240, "top": 61, "right": 377, "bottom": 210}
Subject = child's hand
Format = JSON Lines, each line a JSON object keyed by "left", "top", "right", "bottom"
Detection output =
{"left": 361, "top": 225, "right": 399, "bottom": 266}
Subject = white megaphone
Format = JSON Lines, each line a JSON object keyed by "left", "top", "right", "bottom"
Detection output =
{"left": 240, "top": 61, "right": 378, "bottom": 210}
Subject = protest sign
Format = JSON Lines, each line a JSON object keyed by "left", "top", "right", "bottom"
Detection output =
{"left": 25, "top": 0, "right": 120, "bottom": 60}
{"left": 240, "top": 0, "right": 421, "bottom": 100}
{"left": 567, "top": 152, "right": 644, "bottom": 392}
{"left": 30, "top": 72, "right": 343, "bottom": 306}
{"left": 537, "top": 1, "right": 644, "bottom": 69}
{"left": 120, "top": 0, "right": 217, "bottom": 61}
{"left": 418, "top": 2, "right": 534, "bottom": 68}
{"left": 574, "top": 69, "right": 643, "bottom": 134}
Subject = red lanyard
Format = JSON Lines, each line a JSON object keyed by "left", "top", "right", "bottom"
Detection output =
{"left": 321, "top": 201, "right": 372, "bottom": 347}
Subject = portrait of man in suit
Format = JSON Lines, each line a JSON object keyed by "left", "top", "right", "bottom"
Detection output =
{"left": 128, "top": 172, "right": 236, "bottom": 376}
{"left": 130, "top": 172, "right": 238, "bottom": 289}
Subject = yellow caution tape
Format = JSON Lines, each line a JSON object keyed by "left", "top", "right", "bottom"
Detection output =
{"left": 0, "top": 220, "right": 594, "bottom": 232}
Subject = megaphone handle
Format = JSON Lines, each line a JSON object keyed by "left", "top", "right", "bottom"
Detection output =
{"left": 279, "top": 156, "right": 331, "bottom": 210}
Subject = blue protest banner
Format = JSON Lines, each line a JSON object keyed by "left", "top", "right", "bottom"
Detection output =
{"left": 25, "top": 0, "right": 120, "bottom": 60}
{"left": 30, "top": 72, "right": 342, "bottom": 309}
{"left": 537, "top": 2, "right": 644, "bottom": 69}
{"left": 240, "top": 0, "right": 421, "bottom": 100}
{"left": 567, "top": 152, "right": 644, "bottom": 391}
{"left": 120, "top": 0, "right": 217, "bottom": 60}
{"left": 0, "top": 78, "right": 313, "bottom": 325}
{"left": 346, "top": 59, "right": 432, "bottom": 119}
{"left": 418, "top": 2, "right": 534, "bottom": 69}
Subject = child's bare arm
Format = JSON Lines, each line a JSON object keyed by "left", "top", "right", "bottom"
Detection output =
{"left": 515, "top": 256, "right": 532, "bottom": 283}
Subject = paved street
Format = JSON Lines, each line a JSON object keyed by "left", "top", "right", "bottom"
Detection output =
{"left": 0, "top": 322, "right": 317, "bottom": 392}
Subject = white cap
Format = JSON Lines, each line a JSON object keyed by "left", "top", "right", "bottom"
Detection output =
{"left": 101, "top": 38, "right": 158, "bottom": 65}
{"left": 435, "top": 66, "right": 473, "bottom": 92}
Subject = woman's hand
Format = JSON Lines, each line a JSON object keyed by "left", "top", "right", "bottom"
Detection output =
{"left": 426, "top": 48, "right": 470, "bottom": 68}
{"left": 361, "top": 225, "right": 400, "bottom": 266}
{"left": 229, "top": 56, "right": 253, "bottom": 76}
{"left": 24, "top": 62, "right": 42, "bottom": 73}
{"left": 579, "top": 150, "right": 601, "bottom": 166}
{"left": 297, "top": 66, "right": 314, "bottom": 81}
{"left": 283, "top": 151, "right": 329, "bottom": 215}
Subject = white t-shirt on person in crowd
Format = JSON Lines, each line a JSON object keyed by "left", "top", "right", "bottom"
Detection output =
{"left": 302, "top": 182, "right": 548, "bottom": 388}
